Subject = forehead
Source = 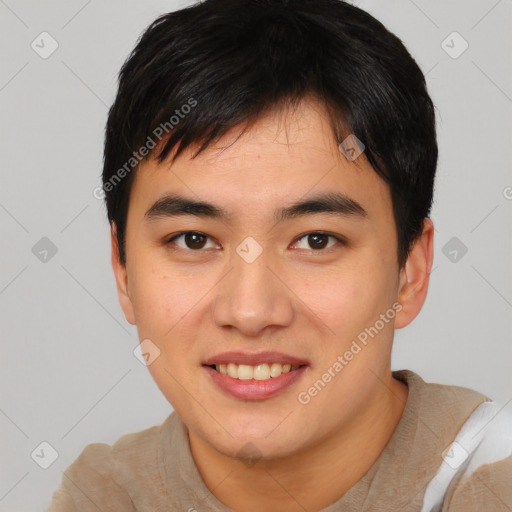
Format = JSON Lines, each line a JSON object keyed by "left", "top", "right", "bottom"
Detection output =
{"left": 128, "top": 98, "right": 393, "bottom": 225}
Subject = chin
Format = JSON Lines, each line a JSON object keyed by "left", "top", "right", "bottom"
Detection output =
{"left": 198, "top": 421, "right": 306, "bottom": 461}
{"left": 219, "top": 436, "right": 301, "bottom": 462}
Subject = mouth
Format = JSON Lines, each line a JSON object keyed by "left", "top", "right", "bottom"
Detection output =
{"left": 202, "top": 351, "right": 309, "bottom": 400}
{"left": 205, "top": 362, "right": 304, "bottom": 381}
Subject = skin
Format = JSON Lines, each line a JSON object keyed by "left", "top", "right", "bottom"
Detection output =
{"left": 111, "top": 96, "right": 434, "bottom": 511}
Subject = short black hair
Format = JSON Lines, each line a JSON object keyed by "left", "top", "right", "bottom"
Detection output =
{"left": 102, "top": 0, "right": 438, "bottom": 269}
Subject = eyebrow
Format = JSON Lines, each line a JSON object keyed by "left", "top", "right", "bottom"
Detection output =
{"left": 144, "top": 192, "right": 368, "bottom": 223}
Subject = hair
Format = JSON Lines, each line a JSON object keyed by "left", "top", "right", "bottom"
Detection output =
{"left": 102, "top": 0, "right": 438, "bottom": 269}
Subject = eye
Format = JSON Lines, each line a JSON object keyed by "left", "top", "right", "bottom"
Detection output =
{"left": 292, "top": 232, "right": 344, "bottom": 251}
{"left": 166, "top": 231, "right": 219, "bottom": 251}
{"left": 165, "top": 230, "right": 345, "bottom": 253}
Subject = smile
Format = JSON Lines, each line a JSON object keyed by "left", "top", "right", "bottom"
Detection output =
{"left": 211, "top": 362, "right": 302, "bottom": 381}
{"left": 202, "top": 351, "right": 309, "bottom": 400}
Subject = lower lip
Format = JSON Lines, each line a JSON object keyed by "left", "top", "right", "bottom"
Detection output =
{"left": 203, "top": 365, "right": 308, "bottom": 400}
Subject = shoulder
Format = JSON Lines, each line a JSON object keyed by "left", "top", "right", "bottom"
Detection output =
{"left": 392, "top": 370, "right": 491, "bottom": 439}
{"left": 72, "top": 419, "right": 162, "bottom": 476}
{"left": 445, "top": 401, "right": 512, "bottom": 511}
{"left": 46, "top": 439, "right": 136, "bottom": 511}
{"left": 46, "top": 416, "right": 174, "bottom": 511}
{"left": 443, "top": 455, "right": 512, "bottom": 511}
{"left": 394, "top": 370, "right": 490, "bottom": 409}
{"left": 410, "top": 381, "right": 512, "bottom": 512}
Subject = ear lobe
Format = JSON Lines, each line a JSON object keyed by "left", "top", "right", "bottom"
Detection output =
{"left": 395, "top": 218, "right": 434, "bottom": 329}
{"left": 110, "top": 224, "right": 136, "bottom": 326}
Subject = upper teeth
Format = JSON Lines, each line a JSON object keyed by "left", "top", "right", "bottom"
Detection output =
{"left": 215, "top": 363, "right": 300, "bottom": 380}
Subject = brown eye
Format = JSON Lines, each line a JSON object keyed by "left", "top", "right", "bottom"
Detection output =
{"left": 184, "top": 233, "right": 207, "bottom": 249}
{"left": 293, "top": 232, "right": 343, "bottom": 251}
{"left": 167, "top": 231, "right": 217, "bottom": 251}
{"left": 307, "top": 233, "right": 329, "bottom": 249}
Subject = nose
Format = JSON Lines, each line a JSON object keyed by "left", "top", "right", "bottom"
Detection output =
{"left": 211, "top": 247, "right": 294, "bottom": 337}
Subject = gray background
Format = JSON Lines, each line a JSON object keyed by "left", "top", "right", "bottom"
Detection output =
{"left": 0, "top": 0, "right": 511, "bottom": 510}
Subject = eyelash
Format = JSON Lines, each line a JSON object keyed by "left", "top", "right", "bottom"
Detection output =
{"left": 164, "top": 231, "right": 346, "bottom": 253}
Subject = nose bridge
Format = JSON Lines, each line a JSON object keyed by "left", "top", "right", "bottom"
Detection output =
{"left": 211, "top": 240, "right": 294, "bottom": 335}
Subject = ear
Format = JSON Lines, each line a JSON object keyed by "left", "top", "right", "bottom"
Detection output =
{"left": 394, "top": 218, "right": 434, "bottom": 329}
{"left": 111, "top": 224, "right": 136, "bottom": 326}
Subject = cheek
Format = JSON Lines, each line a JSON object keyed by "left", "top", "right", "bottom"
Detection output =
{"left": 129, "top": 263, "right": 214, "bottom": 346}
{"left": 298, "top": 257, "right": 395, "bottom": 341}
{"left": 299, "top": 264, "right": 374, "bottom": 321}
{"left": 129, "top": 267, "right": 183, "bottom": 337}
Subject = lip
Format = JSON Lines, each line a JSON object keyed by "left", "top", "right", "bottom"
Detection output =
{"left": 202, "top": 351, "right": 309, "bottom": 367}
{"left": 202, "top": 351, "right": 310, "bottom": 400}
{"left": 203, "top": 364, "right": 308, "bottom": 400}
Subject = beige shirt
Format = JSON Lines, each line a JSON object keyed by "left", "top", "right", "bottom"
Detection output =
{"left": 46, "top": 370, "right": 512, "bottom": 511}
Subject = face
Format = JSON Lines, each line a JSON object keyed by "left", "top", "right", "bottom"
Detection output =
{"left": 112, "top": 97, "right": 420, "bottom": 461}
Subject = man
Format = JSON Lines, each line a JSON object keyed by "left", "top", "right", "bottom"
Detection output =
{"left": 48, "top": 0, "right": 512, "bottom": 510}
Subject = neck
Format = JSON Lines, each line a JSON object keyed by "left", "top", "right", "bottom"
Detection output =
{"left": 188, "top": 372, "right": 408, "bottom": 512}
